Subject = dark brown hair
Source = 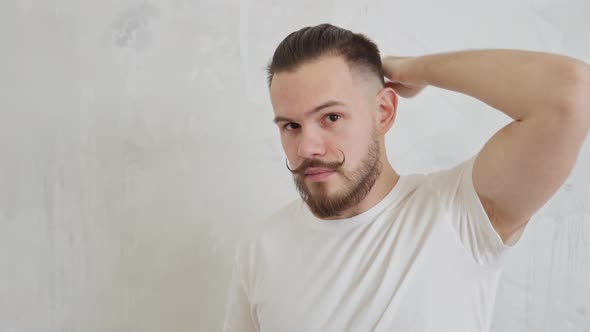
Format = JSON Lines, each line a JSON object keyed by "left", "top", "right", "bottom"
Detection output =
{"left": 266, "top": 24, "right": 385, "bottom": 88}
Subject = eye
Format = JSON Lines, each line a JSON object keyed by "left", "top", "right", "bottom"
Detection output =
{"left": 326, "top": 114, "right": 340, "bottom": 123}
{"left": 284, "top": 122, "right": 300, "bottom": 131}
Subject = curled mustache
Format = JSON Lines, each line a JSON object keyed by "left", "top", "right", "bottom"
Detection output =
{"left": 285, "top": 150, "right": 346, "bottom": 175}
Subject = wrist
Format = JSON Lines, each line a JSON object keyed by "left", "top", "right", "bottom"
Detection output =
{"left": 406, "top": 55, "right": 431, "bottom": 86}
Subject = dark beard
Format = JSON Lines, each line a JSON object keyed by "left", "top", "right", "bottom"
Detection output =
{"left": 293, "top": 137, "right": 382, "bottom": 219}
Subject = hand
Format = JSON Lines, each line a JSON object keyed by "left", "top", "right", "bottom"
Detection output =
{"left": 381, "top": 56, "right": 427, "bottom": 98}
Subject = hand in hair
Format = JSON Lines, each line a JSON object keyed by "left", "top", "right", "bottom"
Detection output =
{"left": 382, "top": 56, "right": 427, "bottom": 98}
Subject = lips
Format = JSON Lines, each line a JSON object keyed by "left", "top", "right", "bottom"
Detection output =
{"left": 305, "top": 169, "right": 335, "bottom": 182}
{"left": 304, "top": 168, "right": 334, "bottom": 175}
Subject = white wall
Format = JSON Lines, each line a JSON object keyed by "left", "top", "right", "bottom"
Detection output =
{"left": 0, "top": 0, "right": 588, "bottom": 331}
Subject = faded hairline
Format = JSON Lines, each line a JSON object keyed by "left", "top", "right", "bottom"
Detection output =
{"left": 268, "top": 52, "right": 385, "bottom": 94}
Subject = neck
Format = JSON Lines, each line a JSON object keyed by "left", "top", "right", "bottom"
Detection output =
{"left": 320, "top": 160, "right": 400, "bottom": 220}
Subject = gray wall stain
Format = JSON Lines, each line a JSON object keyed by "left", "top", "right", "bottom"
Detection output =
{"left": 108, "top": 2, "right": 159, "bottom": 50}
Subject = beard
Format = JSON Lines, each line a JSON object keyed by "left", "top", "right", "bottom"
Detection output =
{"left": 291, "top": 134, "right": 383, "bottom": 219}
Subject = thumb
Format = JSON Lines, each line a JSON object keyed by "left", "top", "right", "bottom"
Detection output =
{"left": 388, "top": 82, "right": 424, "bottom": 98}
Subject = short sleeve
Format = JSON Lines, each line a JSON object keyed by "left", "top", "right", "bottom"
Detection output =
{"left": 426, "top": 153, "right": 528, "bottom": 267}
{"left": 222, "top": 240, "right": 259, "bottom": 332}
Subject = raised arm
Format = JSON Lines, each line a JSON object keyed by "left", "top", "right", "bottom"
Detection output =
{"left": 382, "top": 50, "right": 590, "bottom": 243}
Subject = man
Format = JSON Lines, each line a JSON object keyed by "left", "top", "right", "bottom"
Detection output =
{"left": 222, "top": 24, "right": 590, "bottom": 331}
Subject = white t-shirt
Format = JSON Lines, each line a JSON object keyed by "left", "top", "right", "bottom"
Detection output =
{"left": 223, "top": 155, "right": 528, "bottom": 332}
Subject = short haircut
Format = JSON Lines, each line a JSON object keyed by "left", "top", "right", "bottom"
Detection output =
{"left": 266, "top": 24, "right": 385, "bottom": 88}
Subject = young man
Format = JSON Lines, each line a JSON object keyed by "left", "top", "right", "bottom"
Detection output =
{"left": 223, "top": 24, "right": 590, "bottom": 331}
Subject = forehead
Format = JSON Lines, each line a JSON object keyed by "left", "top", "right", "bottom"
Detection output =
{"left": 270, "top": 56, "right": 361, "bottom": 114}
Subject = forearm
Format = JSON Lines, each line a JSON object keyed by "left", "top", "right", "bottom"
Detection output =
{"left": 404, "top": 49, "right": 590, "bottom": 121}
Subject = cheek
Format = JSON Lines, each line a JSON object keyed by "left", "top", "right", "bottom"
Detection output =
{"left": 280, "top": 135, "right": 298, "bottom": 159}
{"left": 345, "top": 136, "right": 373, "bottom": 164}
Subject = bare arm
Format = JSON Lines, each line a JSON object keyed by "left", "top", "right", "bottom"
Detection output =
{"left": 383, "top": 49, "right": 590, "bottom": 243}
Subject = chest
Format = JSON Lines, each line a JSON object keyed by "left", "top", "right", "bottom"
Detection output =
{"left": 251, "top": 214, "right": 492, "bottom": 331}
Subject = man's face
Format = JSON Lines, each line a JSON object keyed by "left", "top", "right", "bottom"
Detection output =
{"left": 270, "top": 55, "right": 384, "bottom": 218}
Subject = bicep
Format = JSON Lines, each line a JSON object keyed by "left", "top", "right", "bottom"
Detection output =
{"left": 473, "top": 111, "right": 589, "bottom": 240}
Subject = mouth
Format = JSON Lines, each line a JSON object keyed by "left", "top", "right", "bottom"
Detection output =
{"left": 305, "top": 170, "right": 335, "bottom": 182}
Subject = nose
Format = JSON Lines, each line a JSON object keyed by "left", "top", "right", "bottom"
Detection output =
{"left": 297, "top": 127, "right": 326, "bottom": 159}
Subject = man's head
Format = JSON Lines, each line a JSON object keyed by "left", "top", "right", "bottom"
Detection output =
{"left": 267, "top": 24, "right": 398, "bottom": 219}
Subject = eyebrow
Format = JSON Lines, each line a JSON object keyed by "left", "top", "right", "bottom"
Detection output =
{"left": 273, "top": 100, "right": 346, "bottom": 124}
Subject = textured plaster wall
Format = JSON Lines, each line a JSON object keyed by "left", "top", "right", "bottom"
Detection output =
{"left": 0, "top": 0, "right": 588, "bottom": 331}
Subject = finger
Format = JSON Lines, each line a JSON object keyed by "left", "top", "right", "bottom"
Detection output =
{"left": 381, "top": 56, "right": 407, "bottom": 80}
{"left": 382, "top": 65, "right": 398, "bottom": 81}
{"left": 384, "top": 81, "right": 398, "bottom": 90}
{"left": 389, "top": 83, "right": 415, "bottom": 97}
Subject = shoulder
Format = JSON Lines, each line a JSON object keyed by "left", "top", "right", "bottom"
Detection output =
{"left": 236, "top": 198, "right": 303, "bottom": 250}
{"left": 422, "top": 155, "right": 477, "bottom": 195}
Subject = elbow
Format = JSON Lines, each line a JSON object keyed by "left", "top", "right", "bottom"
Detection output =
{"left": 558, "top": 60, "right": 590, "bottom": 129}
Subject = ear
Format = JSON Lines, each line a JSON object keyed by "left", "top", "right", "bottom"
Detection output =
{"left": 375, "top": 82, "right": 399, "bottom": 134}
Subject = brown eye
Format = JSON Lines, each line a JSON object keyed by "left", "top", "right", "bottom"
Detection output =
{"left": 284, "top": 122, "right": 300, "bottom": 130}
{"left": 327, "top": 114, "right": 340, "bottom": 122}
